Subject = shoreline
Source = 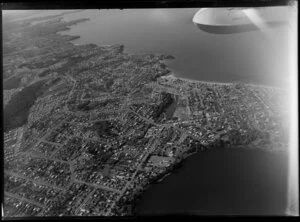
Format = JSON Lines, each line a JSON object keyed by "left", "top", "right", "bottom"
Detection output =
{"left": 132, "top": 148, "right": 201, "bottom": 216}
{"left": 54, "top": 10, "right": 287, "bottom": 91}
{"left": 132, "top": 145, "right": 288, "bottom": 216}
{"left": 162, "top": 73, "right": 287, "bottom": 91}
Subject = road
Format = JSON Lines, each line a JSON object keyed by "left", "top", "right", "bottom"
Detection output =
{"left": 20, "top": 151, "right": 69, "bottom": 165}
{"left": 74, "top": 179, "right": 121, "bottom": 194}
{"left": 5, "top": 191, "right": 46, "bottom": 209}
{"left": 4, "top": 170, "right": 65, "bottom": 192}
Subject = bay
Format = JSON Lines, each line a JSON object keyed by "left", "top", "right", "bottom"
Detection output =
{"left": 60, "top": 8, "right": 292, "bottom": 88}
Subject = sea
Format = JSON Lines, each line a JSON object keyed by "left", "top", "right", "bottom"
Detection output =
{"left": 59, "top": 8, "right": 295, "bottom": 88}
{"left": 19, "top": 8, "right": 295, "bottom": 215}
{"left": 135, "top": 148, "right": 288, "bottom": 215}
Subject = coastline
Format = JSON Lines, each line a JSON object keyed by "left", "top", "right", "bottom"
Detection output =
{"left": 132, "top": 148, "right": 201, "bottom": 216}
{"left": 162, "top": 72, "right": 287, "bottom": 91}
{"left": 55, "top": 10, "right": 287, "bottom": 92}
{"left": 133, "top": 147, "right": 288, "bottom": 216}
{"left": 132, "top": 153, "right": 193, "bottom": 215}
{"left": 132, "top": 140, "right": 288, "bottom": 215}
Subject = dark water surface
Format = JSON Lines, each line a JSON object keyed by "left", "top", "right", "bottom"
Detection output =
{"left": 136, "top": 148, "right": 288, "bottom": 215}
{"left": 60, "top": 8, "right": 293, "bottom": 88}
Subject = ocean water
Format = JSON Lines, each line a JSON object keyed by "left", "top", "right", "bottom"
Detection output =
{"left": 135, "top": 148, "right": 288, "bottom": 216}
{"left": 59, "top": 8, "right": 294, "bottom": 88}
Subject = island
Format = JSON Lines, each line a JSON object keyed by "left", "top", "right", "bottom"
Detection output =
{"left": 3, "top": 12, "right": 289, "bottom": 217}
